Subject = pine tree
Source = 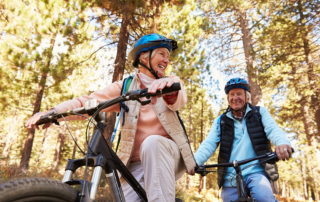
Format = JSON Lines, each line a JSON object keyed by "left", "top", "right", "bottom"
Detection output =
{"left": 0, "top": 0, "right": 98, "bottom": 170}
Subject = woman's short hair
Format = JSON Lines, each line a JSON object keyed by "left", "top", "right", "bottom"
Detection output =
{"left": 139, "top": 48, "right": 170, "bottom": 64}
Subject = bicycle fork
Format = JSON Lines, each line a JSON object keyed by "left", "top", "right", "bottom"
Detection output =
{"left": 61, "top": 112, "right": 126, "bottom": 202}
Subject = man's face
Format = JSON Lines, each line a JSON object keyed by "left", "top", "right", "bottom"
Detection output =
{"left": 228, "top": 88, "right": 246, "bottom": 111}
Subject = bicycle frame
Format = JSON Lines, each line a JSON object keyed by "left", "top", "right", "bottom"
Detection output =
{"left": 195, "top": 150, "right": 292, "bottom": 202}
{"left": 37, "top": 83, "right": 182, "bottom": 202}
{"left": 61, "top": 112, "right": 147, "bottom": 202}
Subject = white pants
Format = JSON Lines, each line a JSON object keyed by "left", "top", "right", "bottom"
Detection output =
{"left": 121, "top": 135, "right": 185, "bottom": 202}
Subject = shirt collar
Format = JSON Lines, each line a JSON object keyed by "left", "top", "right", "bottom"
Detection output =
{"left": 227, "top": 103, "right": 252, "bottom": 121}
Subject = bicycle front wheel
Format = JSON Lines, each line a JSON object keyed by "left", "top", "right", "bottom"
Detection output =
{"left": 0, "top": 177, "right": 78, "bottom": 202}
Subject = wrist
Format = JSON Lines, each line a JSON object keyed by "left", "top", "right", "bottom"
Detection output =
{"left": 163, "top": 91, "right": 178, "bottom": 99}
{"left": 48, "top": 108, "right": 59, "bottom": 114}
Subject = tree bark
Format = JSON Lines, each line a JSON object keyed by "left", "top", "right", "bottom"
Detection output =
{"left": 37, "top": 128, "right": 50, "bottom": 164}
{"left": 281, "top": 180, "right": 286, "bottom": 197}
{"left": 297, "top": 0, "right": 320, "bottom": 137}
{"left": 72, "top": 131, "right": 79, "bottom": 159}
{"left": 291, "top": 66, "right": 317, "bottom": 148}
{"left": 151, "top": 0, "right": 161, "bottom": 33}
{"left": 2, "top": 112, "right": 18, "bottom": 159}
{"left": 19, "top": 36, "right": 56, "bottom": 170}
{"left": 301, "top": 150, "right": 309, "bottom": 199}
{"left": 199, "top": 175, "right": 203, "bottom": 193}
{"left": 300, "top": 97, "right": 317, "bottom": 148}
{"left": 198, "top": 99, "right": 204, "bottom": 193}
{"left": 104, "top": 3, "right": 132, "bottom": 142}
{"left": 51, "top": 125, "right": 66, "bottom": 171}
{"left": 238, "top": 10, "right": 263, "bottom": 106}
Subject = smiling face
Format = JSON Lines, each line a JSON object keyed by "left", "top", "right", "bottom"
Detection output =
{"left": 139, "top": 47, "right": 170, "bottom": 78}
{"left": 228, "top": 88, "right": 247, "bottom": 111}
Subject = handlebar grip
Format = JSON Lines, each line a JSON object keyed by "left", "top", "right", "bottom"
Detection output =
{"left": 36, "top": 111, "right": 58, "bottom": 125}
{"left": 36, "top": 117, "right": 52, "bottom": 125}
{"left": 160, "top": 82, "right": 181, "bottom": 94}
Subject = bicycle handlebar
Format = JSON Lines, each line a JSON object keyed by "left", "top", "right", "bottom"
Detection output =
{"left": 195, "top": 148, "right": 294, "bottom": 176}
{"left": 36, "top": 82, "right": 181, "bottom": 125}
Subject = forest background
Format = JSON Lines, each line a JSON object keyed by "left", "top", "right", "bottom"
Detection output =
{"left": 0, "top": 0, "right": 319, "bottom": 201}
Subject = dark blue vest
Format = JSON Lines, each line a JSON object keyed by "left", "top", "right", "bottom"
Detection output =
{"left": 217, "top": 103, "right": 279, "bottom": 188}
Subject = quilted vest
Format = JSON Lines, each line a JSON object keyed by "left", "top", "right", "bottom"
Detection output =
{"left": 217, "top": 103, "right": 279, "bottom": 188}
{"left": 117, "top": 73, "right": 196, "bottom": 175}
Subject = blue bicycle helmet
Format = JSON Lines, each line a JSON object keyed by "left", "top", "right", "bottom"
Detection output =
{"left": 128, "top": 33, "right": 177, "bottom": 79}
{"left": 224, "top": 78, "right": 251, "bottom": 94}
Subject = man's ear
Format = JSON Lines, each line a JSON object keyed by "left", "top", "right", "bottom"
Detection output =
{"left": 139, "top": 52, "right": 148, "bottom": 64}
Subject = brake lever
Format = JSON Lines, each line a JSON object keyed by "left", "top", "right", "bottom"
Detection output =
{"left": 195, "top": 165, "right": 209, "bottom": 177}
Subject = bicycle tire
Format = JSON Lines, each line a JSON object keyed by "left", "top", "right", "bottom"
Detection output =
{"left": 0, "top": 177, "right": 78, "bottom": 202}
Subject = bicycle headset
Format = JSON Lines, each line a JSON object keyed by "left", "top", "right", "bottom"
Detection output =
{"left": 127, "top": 33, "right": 178, "bottom": 79}
{"left": 224, "top": 78, "right": 251, "bottom": 113}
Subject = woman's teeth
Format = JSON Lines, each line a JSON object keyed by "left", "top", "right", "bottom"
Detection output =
{"left": 159, "top": 65, "right": 165, "bottom": 69}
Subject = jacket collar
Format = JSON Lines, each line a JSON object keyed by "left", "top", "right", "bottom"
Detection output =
{"left": 226, "top": 103, "right": 252, "bottom": 120}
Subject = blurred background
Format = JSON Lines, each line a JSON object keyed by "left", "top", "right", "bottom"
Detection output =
{"left": 0, "top": 0, "right": 319, "bottom": 201}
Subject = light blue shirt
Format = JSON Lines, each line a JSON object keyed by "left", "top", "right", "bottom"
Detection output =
{"left": 194, "top": 104, "right": 291, "bottom": 187}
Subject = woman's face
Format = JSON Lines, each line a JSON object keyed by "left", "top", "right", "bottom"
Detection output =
{"left": 140, "top": 47, "right": 170, "bottom": 78}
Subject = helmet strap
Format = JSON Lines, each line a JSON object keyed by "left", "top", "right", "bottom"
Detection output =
{"left": 138, "top": 50, "right": 160, "bottom": 79}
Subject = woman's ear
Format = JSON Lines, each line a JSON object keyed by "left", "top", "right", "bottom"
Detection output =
{"left": 139, "top": 52, "right": 148, "bottom": 64}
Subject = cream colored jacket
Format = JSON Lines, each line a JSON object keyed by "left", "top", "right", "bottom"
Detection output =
{"left": 119, "top": 73, "right": 196, "bottom": 172}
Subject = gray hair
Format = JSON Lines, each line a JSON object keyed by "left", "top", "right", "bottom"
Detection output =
{"left": 246, "top": 91, "right": 252, "bottom": 104}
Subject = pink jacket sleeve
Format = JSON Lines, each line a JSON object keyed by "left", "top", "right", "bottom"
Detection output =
{"left": 51, "top": 81, "right": 123, "bottom": 121}
{"left": 164, "top": 75, "right": 187, "bottom": 111}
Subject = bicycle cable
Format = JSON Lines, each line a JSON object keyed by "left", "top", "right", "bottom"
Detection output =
{"left": 60, "top": 112, "right": 101, "bottom": 155}
{"left": 82, "top": 97, "right": 130, "bottom": 195}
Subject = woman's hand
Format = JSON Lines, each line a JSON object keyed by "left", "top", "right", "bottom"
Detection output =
{"left": 24, "top": 111, "right": 53, "bottom": 130}
{"left": 148, "top": 78, "right": 177, "bottom": 104}
{"left": 187, "top": 168, "right": 195, "bottom": 175}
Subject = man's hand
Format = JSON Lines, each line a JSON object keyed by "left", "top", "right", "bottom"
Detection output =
{"left": 275, "top": 144, "right": 292, "bottom": 161}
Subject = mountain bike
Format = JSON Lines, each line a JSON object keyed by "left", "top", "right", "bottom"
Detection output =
{"left": 195, "top": 148, "right": 294, "bottom": 202}
{"left": 0, "top": 83, "right": 184, "bottom": 202}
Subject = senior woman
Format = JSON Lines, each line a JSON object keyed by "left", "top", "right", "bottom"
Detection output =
{"left": 25, "top": 33, "right": 196, "bottom": 202}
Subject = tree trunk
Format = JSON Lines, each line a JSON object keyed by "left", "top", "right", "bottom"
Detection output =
{"left": 198, "top": 99, "right": 204, "bottom": 193}
{"left": 300, "top": 97, "right": 317, "bottom": 148}
{"left": 311, "top": 187, "right": 316, "bottom": 201}
{"left": 19, "top": 72, "right": 48, "bottom": 170}
{"left": 2, "top": 112, "right": 18, "bottom": 159}
{"left": 282, "top": 180, "right": 286, "bottom": 197}
{"left": 72, "top": 131, "right": 79, "bottom": 159}
{"left": 199, "top": 175, "right": 203, "bottom": 193}
{"left": 185, "top": 174, "right": 190, "bottom": 190}
{"left": 297, "top": 0, "right": 320, "bottom": 137}
{"left": 151, "top": 0, "right": 161, "bottom": 33}
{"left": 301, "top": 150, "right": 309, "bottom": 199}
{"left": 51, "top": 125, "right": 66, "bottom": 171}
{"left": 37, "top": 128, "right": 50, "bottom": 164}
{"left": 104, "top": 3, "right": 132, "bottom": 142}
{"left": 291, "top": 66, "right": 317, "bottom": 149}
{"left": 238, "top": 10, "right": 263, "bottom": 106}
{"left": 19, "top": 36, "right": 55, "bottom": 170}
